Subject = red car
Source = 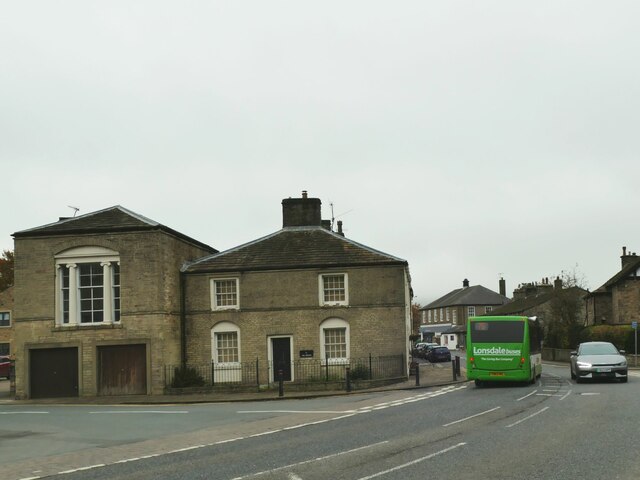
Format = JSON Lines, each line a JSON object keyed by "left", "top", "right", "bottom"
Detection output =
{"left": 0, "top": 356, "right": 11, "bottom": 379}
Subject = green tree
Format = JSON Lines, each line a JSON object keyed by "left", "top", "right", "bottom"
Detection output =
{"left": 0, "top": 249, "right": 14, "bottom": 291}
{"left": 544, "top": 266, "right": 588, "bottom": 349}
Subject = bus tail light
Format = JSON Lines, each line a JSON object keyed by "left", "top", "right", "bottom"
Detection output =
{"left": 469, "top": 356, "right": 475, "bottom": 363}
{"left": 520, "top": 357, "right": 525, "bottom": 364}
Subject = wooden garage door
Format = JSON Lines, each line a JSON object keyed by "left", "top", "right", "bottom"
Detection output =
{"left": 30, "top": 347, "right": 79, "bottom": 399}
{"left": 98, "top": 344, "right": 147, "bottom": 395}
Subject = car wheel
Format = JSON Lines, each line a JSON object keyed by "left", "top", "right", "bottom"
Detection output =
{"left": 570, "top": 367, "right": 576, "bottom": 380}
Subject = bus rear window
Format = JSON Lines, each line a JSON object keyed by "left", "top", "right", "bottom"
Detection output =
{"left": 470, "top": 321, "right": 525, "bottom": 343}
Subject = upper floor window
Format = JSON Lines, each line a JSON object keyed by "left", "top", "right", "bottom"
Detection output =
{"left": 446, "top": 308, "right": 451, "bottom": 322}
{"left": 0, "top": 311, "right": 10, "bottom": 327}
{"left": 468, "top": 306, "right": 476, "bottom": 317}
{"left": 55, "top": 246, "right": 120, "bottom": 326}
{"left": 211, "top": 278, "right": 239, "bottom": 310}
{"left": 453, "top": 310, "right": 458, "bottom": 325}
{"left": 428, "top": 310, "right": 432, "bottom": 322}
{"left": 485, "top": 306, "right": 493, "bottom": 313}
{"left": 319, "top": 273, "right": 348, "bottom": 306}
{"left": 0, "top": 342, "right": 9, "bottom": 355}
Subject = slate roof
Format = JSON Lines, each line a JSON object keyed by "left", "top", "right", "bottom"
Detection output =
{"left": 13, "top": 206, "right": 216, "bottom": 252}
{"left": 183, "top": 226, "right": 407, "bottom": 273}
{"left": 490, "top": 286, "right": 588, "bottom": 315}
{"left": 600, "top": 257, "right": 640, "bottom": 289}
{"left": 422, "top": 285, "right": 509, "bottom": 309}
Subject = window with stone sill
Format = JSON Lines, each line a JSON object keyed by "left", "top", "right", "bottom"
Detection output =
{"left": 320, "top": 318, "right": 350, "bottom": 364}
{"left": 55, "top": 246, "right": 121, "bottom": 326}
{"left": 0, "top": 311, "right": 10, "bottom": 327}
{"left": 319, "top": 273, "right": 348, "bottom": 306}
{"left": 211, "top": 278, "right": 239, "bottom": 311}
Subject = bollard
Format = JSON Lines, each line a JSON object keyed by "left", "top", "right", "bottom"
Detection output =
{"left": 452, "top": 360, "right": 457, "bottom": 381}
{"left": 346, "top": 366, "right": 352, "bottom": 392}
{"left": 415, "top": 362, "right": 420, "bottom": 386}
{"left": 278, "top": 369, "right": 284, "bottom": 397}
{"left": 455, "top": 356, "right": 461, "bottom": 376}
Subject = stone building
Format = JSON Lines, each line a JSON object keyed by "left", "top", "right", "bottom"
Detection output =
{"left": 10, "top": 193, "right": 412, "bottom": 398}
{"left": 182, "top": 192, "right": 412, "bottom": 384}
{"left": 418, "top": 279, "right": 509, "bottom": 347}
{"left": 11, "top": 207, "right": 215, "bottom": 399}
{"left": 585, "top": 246, "right": 640, "bottom": 326}
{"left": 490, "top": 277, "right": 587, "bottom": 329}
{"left": 0, "top": 285, "right": 14, "bottom": 356}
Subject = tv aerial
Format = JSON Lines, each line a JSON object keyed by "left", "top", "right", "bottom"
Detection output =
{"left": 68, "top": 206, "right": 80, "bottom": 217}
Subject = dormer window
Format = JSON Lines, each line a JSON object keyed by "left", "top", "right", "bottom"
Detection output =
{"left": 319, "top": 273, "right": 348, "bottom": 306}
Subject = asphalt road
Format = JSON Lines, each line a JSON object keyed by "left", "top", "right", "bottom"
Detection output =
{"left": 2, "top": 364, "right": 639, "bottom": 480}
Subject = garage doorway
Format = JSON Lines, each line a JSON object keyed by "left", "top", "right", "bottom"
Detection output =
{"left": 98, "top": 344, "right": 147, "bottom": 395}
{"left": 30, "top": 347, "right": 79, "bottom": 399}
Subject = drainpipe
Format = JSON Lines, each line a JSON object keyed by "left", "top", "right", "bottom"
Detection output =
{"left": 180, "top": 271, "right": 187, "bottom": 367}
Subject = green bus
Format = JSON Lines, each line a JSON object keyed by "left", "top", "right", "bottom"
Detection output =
{"left": 466, "top": 316, "right": 542, "bottom": 386}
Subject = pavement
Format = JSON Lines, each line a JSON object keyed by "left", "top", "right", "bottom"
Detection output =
{"left": 0, "top": 359, "right": 464, "bottom": 405}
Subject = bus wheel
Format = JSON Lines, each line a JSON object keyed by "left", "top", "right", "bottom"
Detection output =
{"left": 474, "top": 379, "right": 483, "bottom": 387}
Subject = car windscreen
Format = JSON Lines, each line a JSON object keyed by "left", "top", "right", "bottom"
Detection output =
{"left": 470, "top": 321, "right": 524, "bottom": 343}
{"left": 580, "top": 343, "right": 619, "bottom": 355}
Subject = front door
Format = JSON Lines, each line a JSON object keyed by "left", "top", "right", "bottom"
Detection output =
{"left": 271, "top": 337, "right": 292, "bottom": 382}
{"left": 30, "top": 347, "right": 79, "bottom": 399}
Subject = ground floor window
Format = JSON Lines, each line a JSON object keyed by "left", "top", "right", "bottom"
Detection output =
{"left": 320, "top": 318, "right": 350, "bottom": 362}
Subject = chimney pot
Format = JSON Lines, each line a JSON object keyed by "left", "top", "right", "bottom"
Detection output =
{"left": 463, "top": 279, "right": 469, "bottom": 288}
{"left": 302, "top": 190, "right": 308, "bottom": 199}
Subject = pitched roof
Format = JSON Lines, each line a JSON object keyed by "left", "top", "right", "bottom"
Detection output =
{"left": 13, "top": 205, "right": 216, "bottom": 252}
{"left": 422, "top": 285, "right": 509, "bottom": 309}
{"left": 183, "top": 226, "right": 407, "bottom": 273}
{"left": 490, "top": 286, "right": 588, "bottom": 315}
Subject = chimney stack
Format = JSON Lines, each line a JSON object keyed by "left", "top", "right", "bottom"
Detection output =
{"left": 463, "top": 279, "right": 470, "bottom": 288}
{"left": 282, "top": 191, "right": 322, "bottom": 228}
{"left": 621, "top": 246, "right": 637, "bottom": 269}
{"left": 337, "top": 220, "right": 344, "bottom": 236}
{"left": 554, "top": 276, "right": 563, "bottom": 290}
{"left": 499, "top": 277, "right": 506, "bottom": 297}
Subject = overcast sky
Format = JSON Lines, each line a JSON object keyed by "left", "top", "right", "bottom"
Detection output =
{"left": 2, "top": 1, "right": 640, "bottom": 304}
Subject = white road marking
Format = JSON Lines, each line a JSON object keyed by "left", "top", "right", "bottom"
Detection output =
{"left": 238, "top": 410, "right": 356, "bottom": 414}
{"left": 355, "top": 443, "right": 467, "bottom": 480}
{"left": 536, "top": 394, "right": 563, "bottom": 397}
{"left": 229, "top": 441, "right": 389, "bottom": 480}
{"left": 288, "top": 474, "right": 303, "bottom": 480}
{"left": 505, "top": 406, "right": 549, "bottom": 428}
{"left": 560, "top": 390, "right": 572, "bottom": 401}
{"left": 0, "top": 411, "right": 49, "bottom": 414}
{"left": 89, "top": 410, "right": 188, "bottom": 414}
{"left": 443, "top": 407, "right": 501, "bottom": 427}
{"left": 516, "top": 390, "right": 537, "bottom": 401}
{"left": 580, "top": 392, "right": 601, "bottom": 396}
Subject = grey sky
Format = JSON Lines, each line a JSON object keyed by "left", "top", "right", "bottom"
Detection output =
{"left": 2, "top": 1, "right": 640, "bottom": 304}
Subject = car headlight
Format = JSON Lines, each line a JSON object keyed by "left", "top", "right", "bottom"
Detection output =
{"left": 619, "top": 361, "right": 627, "bottom": 367}
{"left": 576, "top": 361, "right": 592, "bottom": 368}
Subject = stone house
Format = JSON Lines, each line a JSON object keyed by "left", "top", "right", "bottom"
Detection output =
{"left": 182, "top": 192, "right": 412, "bottom": 385}
{"left": 585, "top": 246, "right": 640, "bottom": 326}
{"left": 419, "top": 279, "right": 509, "bottom": 347}
{"left": 490, "top": 277, "right": 587, "bottom": 331}
{"left": 11, "top": 193, "right": 411, "bottom": 398}
{"left": 0, "top": 285, "right": 14, "bottom": 356}
{"left": 11, "top": 207, "right": 216, "bottom": 399}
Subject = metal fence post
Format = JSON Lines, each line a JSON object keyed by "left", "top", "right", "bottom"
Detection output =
{"left": 346, "top": 366, "right": 351, "bottom": 392}
{"left": 325, "top": 354, "right": 329, "bottom": 381}
{"left": 211, "top": 361, "right": 215, "bottom": 386}
{"left": 455, "top": 356, "right": 461, "bottom": 376}
{"left": 452, "top": 360, "right": 457, "bottom": 381}
{"left": 278, "top": 369, "right": 284, "bottom": 397}
{"left": 415, "top": 362, "right": 420, "bottom": 386}
{"left": 369, "top": 353, "right": 373, "bottom": 379}
{"left": 256, "top": 358, "right": 260, "bottom": 392}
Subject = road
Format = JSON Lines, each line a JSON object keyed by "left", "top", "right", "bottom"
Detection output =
{"left": 2, "top": 364, "right": 639, "bottom": 480}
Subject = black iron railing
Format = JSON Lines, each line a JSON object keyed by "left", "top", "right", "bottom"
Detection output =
{"left": 165, "top": 354, "right": 405, "bottom": 387}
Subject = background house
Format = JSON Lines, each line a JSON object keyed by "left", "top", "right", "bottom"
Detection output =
{"left": 419, "top": 279, "right": 509, "bottom": 348}
{"left": 585, "top": 247, "right": 640, "bottom": 326}
{"left": 182, "top": 191, "right": 412, "bottom": 385}
{"left": 11, "top": 207, "right": 216, "bottom": 399}
{"left": 0, "top": 285, "right": 14, "bottom": 356}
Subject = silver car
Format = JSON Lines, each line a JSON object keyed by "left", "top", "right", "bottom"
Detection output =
{"left": 570, "top": 341, "right": 628, "bottom": 383}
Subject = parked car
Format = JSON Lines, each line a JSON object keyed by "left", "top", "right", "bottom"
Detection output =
{"left": 413, "top": 342, "right": 439, "bottom": 359}
{"left": 570, "top": 341, "right": 627, "bottom": 383}
{"left": 426, "top": 346, "right": 451, "bottom": 363}
{"left": 0, "top": 356, "right": 11, "bottom": 379}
